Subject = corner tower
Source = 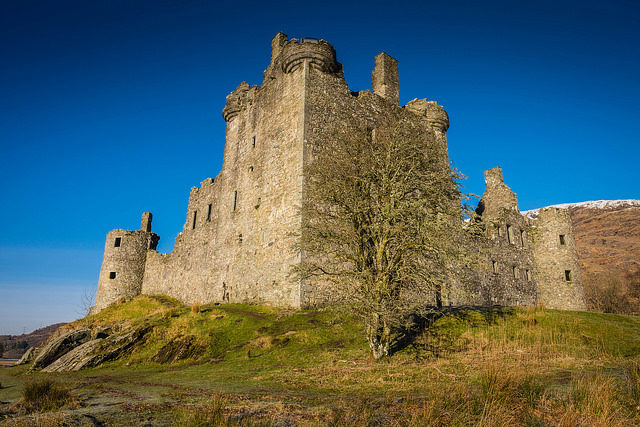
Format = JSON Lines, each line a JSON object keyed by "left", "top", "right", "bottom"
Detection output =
{"left": 531, "top": 208, "right": 586, "bottom": 310}
{"left": 93, "top": 213, "right": 159, "bottom": 312}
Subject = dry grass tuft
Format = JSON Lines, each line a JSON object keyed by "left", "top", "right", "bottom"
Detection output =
{"left": 18, "top": 379, "right": 75, "bottom": 413}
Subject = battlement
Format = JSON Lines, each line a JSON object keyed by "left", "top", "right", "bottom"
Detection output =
{"left": 279, "top": 36, "right": 341, "bottom": 74}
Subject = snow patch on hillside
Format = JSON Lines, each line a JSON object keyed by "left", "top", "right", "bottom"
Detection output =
{"left": 522, "top": 199, "right": 640, "bottom": 219}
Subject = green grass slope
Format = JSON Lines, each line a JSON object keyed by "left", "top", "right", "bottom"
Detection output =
{"left": 1, "top": 295, "right": 639, "bottom": 426}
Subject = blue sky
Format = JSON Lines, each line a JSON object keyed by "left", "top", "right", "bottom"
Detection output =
{"left": 1, "top": 0, "right": 638, "bottom": 334}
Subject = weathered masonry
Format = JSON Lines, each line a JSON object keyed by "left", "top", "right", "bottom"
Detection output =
{"left": 92, "top": 33, "right": 586, "bottom": 313}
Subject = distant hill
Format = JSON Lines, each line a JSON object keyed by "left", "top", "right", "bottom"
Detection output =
{"left": 0, "top": 323, "right": 66, "bottom": 359}
{"left": 525, "top": 199, "right": 640, "bottom": 313}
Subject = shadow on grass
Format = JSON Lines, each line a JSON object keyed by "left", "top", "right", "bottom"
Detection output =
{"left": 391, "top": 305, "right": 517, "bottom": 356}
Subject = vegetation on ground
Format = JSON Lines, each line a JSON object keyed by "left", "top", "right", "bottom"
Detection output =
{"left": 18, "top": 379, "right": 75, "bottom": 413}
{"left": 0, "top": 295, "right": 639, "bottom": 425}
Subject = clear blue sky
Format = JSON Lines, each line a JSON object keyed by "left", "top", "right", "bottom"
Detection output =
{"left": 1, "top": 0, "right": 638, "bottom": 334}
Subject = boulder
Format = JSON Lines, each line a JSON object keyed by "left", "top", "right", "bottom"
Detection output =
{"left": 31, "top": 328, "right": 91, "bottom": 370}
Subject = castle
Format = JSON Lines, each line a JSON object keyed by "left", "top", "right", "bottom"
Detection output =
{"left": 92, "top": 33, "right": 586, "bottom": 313}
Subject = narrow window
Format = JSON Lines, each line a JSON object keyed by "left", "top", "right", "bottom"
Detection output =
{"left": 248, "top": 166, "right": 254, "bottom": 172}
{"left": 565, "top": 270, "right": 572, "bottom": 281}
{"left": 526, "top": 269, "right": 532, "bottom": 281}
{"left": 251, "top": 136, "right": 256, "bottom": 148}
{"left": 513, "top": 266, "right": 519, "bottom": 279}
{"left": 492, "top": 260, "right": 498, "bottom": 274}
{"left": 506, "top": 224, "right": 512, "bottom": 244}
{"left": 233, "top": 191, "right": 238, "bottom": 211}
{"left": 520, "top": 230, "right": 525, "bottom": 246}
{"left": 114, "top": 237, "right": 121, "bottom": 247}
{"left": 559, "top": 234, "right": 566, "bottom": 245}
{"left": 238, "top": 233, "right": 243, "bottom": 243}
{"left": 255, "top": 197, "right": 261, "bottom": 209}
{"left": 498, "top": 225, "right": 504, "bottom": 237}
{"left": 207, "top": 204, "right": 212, "bottom": 221}
{"left": 192, "top": 211, "right": 197, "bottom": 230}
{"left": 109, "top": 272, "right": 116, "bottom": 279}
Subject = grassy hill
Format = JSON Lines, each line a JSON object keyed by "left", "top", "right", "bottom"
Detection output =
{"left": 1, "top": 295, "right": 639, "bottom": 425}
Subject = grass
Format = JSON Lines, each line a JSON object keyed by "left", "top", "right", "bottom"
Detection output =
{"left": 1, "top": 296, "right": 639, "bottom": 425}
{"left": 18, "top": 379, "right": 75, "bottom": 413}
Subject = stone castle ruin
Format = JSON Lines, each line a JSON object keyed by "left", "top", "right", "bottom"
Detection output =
{"left": 93, "top": 33, "right": 586, "bottom": 313}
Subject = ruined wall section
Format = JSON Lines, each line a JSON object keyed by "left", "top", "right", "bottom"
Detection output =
{"left": 531, "top": 208, "right": 586, "bottom": 310}
{"left": 141, "top": 178, "right": 220, "bottom": 303}
{"left": 94, "top": 213, "right": 159, "bottom": 312}
{"left": 142, "top": 34, "right": 312, "bottom": 307}
{"left": 470, "top": 167, "right": 538, "bottom": 306}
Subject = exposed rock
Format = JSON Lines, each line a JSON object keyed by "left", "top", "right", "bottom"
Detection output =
{"left": 151, "top": 336, "right": 206, "bottom": 364}
{"left": 42, "top": 339, "right": 103, "bottom": 372}
{"left": 16, "top": 346, "right": 38, "bottom": 365}
{"left": 38, "top": 326, "right": 151, "bottom": 372}
{"left": 32, "top": 328, "right": 91, "bottom": 370}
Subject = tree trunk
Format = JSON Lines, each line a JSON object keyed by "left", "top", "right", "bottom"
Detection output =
{"left": 367, "top": 313, "right": 391, "bottom": 359}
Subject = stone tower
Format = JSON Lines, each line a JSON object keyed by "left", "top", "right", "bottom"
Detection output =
{"left": 93, "top": 213, "right": 159, "bottom": 312}
{"left": 531, "top": 208, "right": 586, "bottom": 310}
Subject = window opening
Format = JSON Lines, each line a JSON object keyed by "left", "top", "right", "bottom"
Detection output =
{"left": 249, "top": 166, "right": 254, "bottom": 172}
{"left": 233, "top": 191, "right": 238, "bottom": 211}
{"left": 526, "top": 269, "right": 532, "bottom": 281}
{"left": 109, "top": 272, "right": 116, "bottom": 279}
{"left": 192, "top": 211, "right": 197, "bottom": 230}
{"left": 520, "top": 230, "right": 525, "bottom": 246}
{"left": 251, "top": 136, "right": 256, "bottom": 148}
{"left": 559, "top": 234, "right": 566, "bottom": 245}
{"left": 255, "top": 197, "right": 261, "bottom": 209}
{"left": 565, "top": 270, "right": 572, "bottom": 281}
{"left": 238, "top": 233, "right": 243, "bottom": 243}
{"left": 207, "top": 204, "right": 212, "bottom": 221}
{"left": 492, "top": 260, "right": 498, "bottom": 274}
{"left": 513, "top": 266, "right": 519, "bottom": 279}
{"left": 506, "top": 224, "right": 512, "bottom": 244}
{"left": 114, "top": 237, "right": 121, "bottom": 247}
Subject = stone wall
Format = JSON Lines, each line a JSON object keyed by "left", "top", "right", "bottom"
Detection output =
{"left": 140, "top": 35, "right": 314, "bottom": 306}
{"left": 468, "top": 167, "right": 538, "bottom": 307}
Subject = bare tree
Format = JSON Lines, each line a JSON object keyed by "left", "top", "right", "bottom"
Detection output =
{"left": 78, "top": 287, "right": 96, "bottom": 317}
{"left": 298, "top": 112, "right": 475, "bottom": 359}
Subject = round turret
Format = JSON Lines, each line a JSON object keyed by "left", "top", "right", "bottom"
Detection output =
{"left": 405, "top": 99, "right": 449, "bottom": 132}
{"left": 93, "top": 214, "right": 159, "bottom": 312}
{"left": 425, "top": 101, "right": 449, "bottom": 132}
{"left": 280, "top": 38, "right": 340, "bottom": 74}
{"left": 222, "top": 82, "right": 254, "bottom": 122}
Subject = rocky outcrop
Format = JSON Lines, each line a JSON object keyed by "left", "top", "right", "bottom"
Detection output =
{"left": 42, "top": 339, "right": 103, "bottom": 372}
{"left": 31, "top": 328, "right": 91, "bottom": 370}
{"left": 16, "top": 346, "right": 38, "bottom": 365}
{"left": 36, "top": 326, "right": 151, "bottom": 372}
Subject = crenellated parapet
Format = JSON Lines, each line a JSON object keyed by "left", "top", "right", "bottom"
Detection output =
{"left": 222, "top": 82, "right": 258, "bottom": 122}
{"left": 280, "top": 37, "right": 341, "bottom": 74}
{"left": 405, "top": 99, "right": 450, "bottom": 132}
